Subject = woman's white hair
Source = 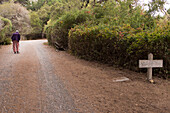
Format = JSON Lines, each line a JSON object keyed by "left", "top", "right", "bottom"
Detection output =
{"left": 16, "top": 30, "right": 19, "bottom": 32}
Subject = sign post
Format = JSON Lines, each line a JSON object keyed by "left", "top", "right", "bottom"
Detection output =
{"left": 148, "top": 53, "right": 153, "bottom": 80}
{"left": 139, "top": 53, "right": 163, "bottom": 82}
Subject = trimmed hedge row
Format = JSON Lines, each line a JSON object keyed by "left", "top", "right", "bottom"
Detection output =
{"left": 69, "top": 23, "right": 170, "bottom": 77}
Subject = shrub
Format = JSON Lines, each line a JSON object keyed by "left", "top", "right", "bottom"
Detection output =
{"left": 25, "top": 33, "right": 42, "bottom": 40}
{"left": 45, "top": 9, "right": 94, "bottom": 49}
{"left": 0, "top": 16, "right": 12, "bottom": 45}
{"left": 3, "top": 38, "right": 11, "bottom": 45}
{"left": 69, "top": 23, "right": 170, "bottom": 77}
{"left": 69, "top": 24, "right": 128, "bottom": 64}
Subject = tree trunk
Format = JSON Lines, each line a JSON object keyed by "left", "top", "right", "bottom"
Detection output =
{"left": 93, "top": 0, "right": 96, "bottom": 6}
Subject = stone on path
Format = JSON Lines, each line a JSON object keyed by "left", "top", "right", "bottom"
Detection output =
{"left": 113, "top": 77, "right": 130, "bottom": 82}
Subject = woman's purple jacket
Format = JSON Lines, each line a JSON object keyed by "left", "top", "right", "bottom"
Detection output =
{"left": 11, "top": 32, "right": 20, "bottom": 42}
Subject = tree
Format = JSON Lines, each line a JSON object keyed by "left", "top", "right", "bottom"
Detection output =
{"left": 0, "top": 3, "right": 31, "bottom": 34}
{"left": 30, "top": 11, "right": 42, "bottom": 33}
{"left": 167, "top": 8, "right": 170, "bottom": 14}
{"left": 147, "top": 0, "right": 169, "bottom": 16}
{"left": 14, "top": 0, "right": 30, "bottom": 6}
{"left": 27, "top": 0, "right": 61, "bottom": 10}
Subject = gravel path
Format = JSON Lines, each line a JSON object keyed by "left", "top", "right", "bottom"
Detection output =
{"left": 0, "top": 40, "right": 76, "bottom": 113}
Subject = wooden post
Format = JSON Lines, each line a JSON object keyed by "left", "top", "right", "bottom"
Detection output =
{"left": 147, "top": 53, "right": 153, "bottom": 80}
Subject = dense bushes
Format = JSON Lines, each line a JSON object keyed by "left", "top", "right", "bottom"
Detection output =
{"left": 43, "top": 0, "right": 169, "bottom": 77}
{"left": 46, "top": 0, "right": 158, "bottom": 48}
{"left": 0, "top": 16, "right": 12, "bottom": 45}
{"left": 69, "top": 23, "right": 170, "bottom": 76}
{"left": 45, "top": 9, "right": 94, "bottom": 49}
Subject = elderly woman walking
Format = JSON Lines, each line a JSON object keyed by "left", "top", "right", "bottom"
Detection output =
{"left": 11, "top": 30, "right": 20, "bottom": 54}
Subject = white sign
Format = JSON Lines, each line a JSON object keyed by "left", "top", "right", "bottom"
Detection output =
{"left": 139, "top": 60, "right": 163, "bottom": 68}
{"left": 139, "top": 53, "right": 163, "bottom": 81}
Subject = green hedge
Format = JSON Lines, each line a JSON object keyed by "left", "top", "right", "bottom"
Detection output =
{"left": 0, "top": 16, "right": 12, "bottom": 45}
{"left": 69, "top": 23, "right": 170, "bottom": 77}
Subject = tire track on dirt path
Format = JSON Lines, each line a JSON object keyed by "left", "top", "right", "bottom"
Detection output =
{"left": 34, "top": 40, "right": 76, "bottom": 113}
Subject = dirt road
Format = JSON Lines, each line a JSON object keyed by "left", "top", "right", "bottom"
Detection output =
{"left": 0, "top": 40, "right": 169, "bottom": 113}
{"left": 0, "top": 40, "right": 75, "bottom": 113}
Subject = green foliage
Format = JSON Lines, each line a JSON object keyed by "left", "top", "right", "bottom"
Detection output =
{"left": 45, "top": 0, "right": 158, "bottom": 48}
{"left": 45, "top": 8, "right": 94, "bottom": 49}
{"left": 15, "top": 0, "right": 30, "bottom": 6}
{"left": 30, "top": 11, "right": 42, "bottom": 32}
{"left": 27, "top": 11, "right": 43, "bottom": 39}
{"left": 0, "top": 0, "right": 31, "bottom": 6}
{"left": 147, "top": 0, "right": 166, "bottom": 16}
{"left": 68, "top": 22, "right": 170, "bottom": 76}
{"left": 37, "top": 4, "right": 51, "bottom": 25}
{"left": 49, "top": 2, "right": 70, "bottom": 20}
{"left": 27, "top": 0, "right": 64, "bottom": 11}
{"left": 30, "top": 0, "right": 170, "bottom": 77}
{"left": 49, "top": 0, "right": 82, "bottom": 20}
{"left": 0, "top": 16, "right": 12, "bottom": 45}
{"left": 27, "top": 3, "right": 51, "bottom": 39}
{"left": 167, "top": 8, "right": 170, "bottom": 14}
{"left": 0, "top": 3, "right": 31, "bottom": 35}
{"left": 91, "top": 0, "right": 156, "bottom": 29}
{"left": 3, "top": 38, "right": 11, "bottom": 45}
{"left": 27, "top": 0, "right": 46, "bottom": 10}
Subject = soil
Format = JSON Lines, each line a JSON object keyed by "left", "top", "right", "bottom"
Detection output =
{"left": 0, "top": 40, "right": 169, "bottom": 113}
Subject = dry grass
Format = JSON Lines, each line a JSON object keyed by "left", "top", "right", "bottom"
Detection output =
{"left": 43, "top": 42, "right": 48, "bottom": 45}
